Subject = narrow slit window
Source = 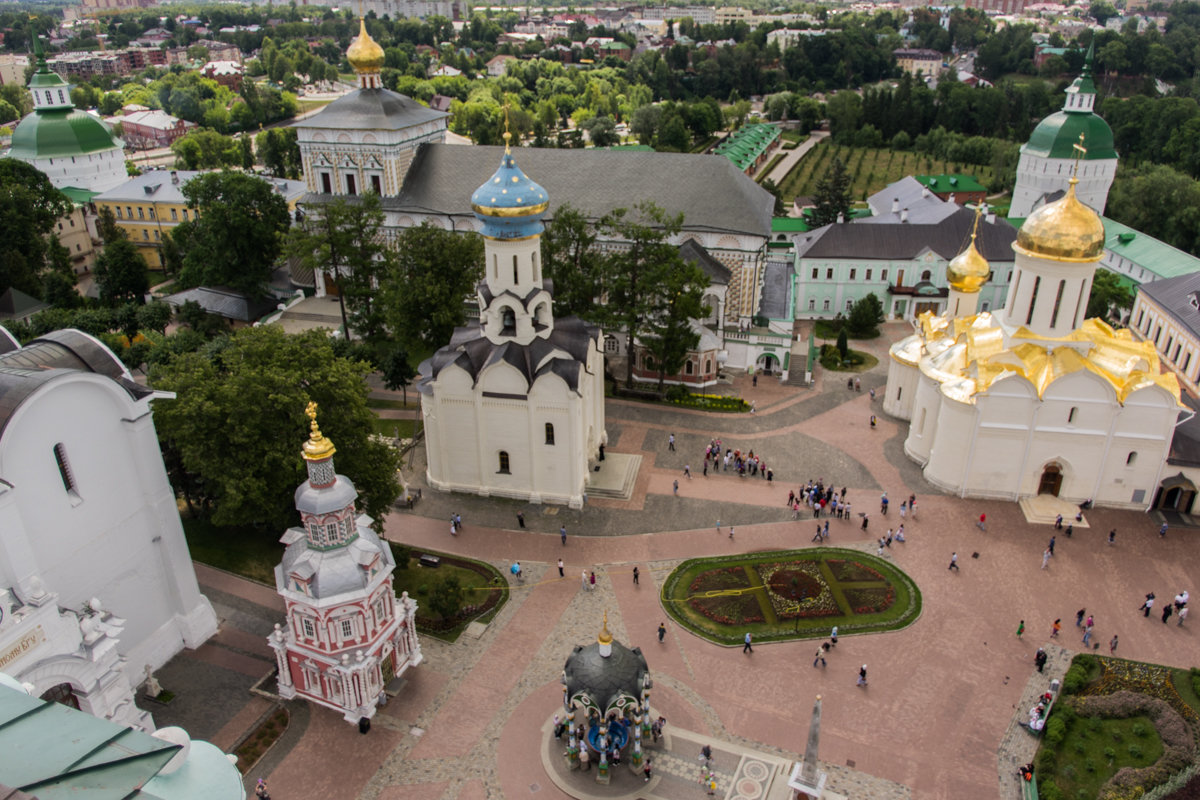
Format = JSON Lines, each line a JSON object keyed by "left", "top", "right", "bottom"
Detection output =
{"left": 1049, "top": 279, "right": 1065, "bottom": 328}
{"left": 545, "top": 423, "right": 555, "bottom": 445}
{"left": 1026, "top": 276, "right": 1041, "bottom": 326}
{"left": 53, "top": 443, "right": 77, "bottom": 495}
{"left": 1068, "top": 407, "right": 1078, "bottom": 424}
{"left": 498, "top": 451, "right": 510, "bottom": 473}
{"left": 1126, "top": 451, "right": 1137, "bottom": 466}
{"left": 513, "top": 255, "right": 519, "bottom": 284}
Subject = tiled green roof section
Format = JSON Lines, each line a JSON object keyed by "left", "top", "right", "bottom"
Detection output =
{"left": 28, "top": 65, "right": 68, "bottom": 90}
{"left": 772, "top": 216, "right": 809, "bottom": 232}
{"left": 9, "top": 108, "right": 120, "bottom": 158}
{"left": 1024, "top": 111, "right": 1116, "bottom": 159}
{"left": 714, "top": 123, "right": 780, "bottom": 171}
{"left": 59, "top": 186, "right": 99, "bottom": 205}
{"left": 1102, "top": 216, "right": 1200, "bottom": 280}
{"left": 915, "top": 174, "right": 986, "bottom": 194}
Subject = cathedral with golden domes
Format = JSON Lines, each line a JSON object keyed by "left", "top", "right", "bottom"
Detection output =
{"left": 885, "top": 157, "right": 1187, "bottom": 509}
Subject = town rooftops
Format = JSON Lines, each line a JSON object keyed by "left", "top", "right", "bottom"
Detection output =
{"left": 795, "top": 206, "right": 1017, "bottom": 263}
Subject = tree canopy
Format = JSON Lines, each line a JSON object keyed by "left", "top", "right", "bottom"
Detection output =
{"left": 809, "top": 157, "right": 853, "bottom": 228}
{"left": 0, "top": 159, "right": 72, "bottom": 298}
{"left": 380, "top": 223, "right": 484, "bottom": 350}
{"left": 94, "top": 207, "right": 150, "bottom": 305}
{"left": 177, "top": 171, "right": 292, "bottom": 297}
{"left": 148, "top": 326, "right": 401, "bottom": 531}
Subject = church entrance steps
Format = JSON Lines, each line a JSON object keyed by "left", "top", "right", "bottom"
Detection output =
{"left": 1018, "top": 494, "right": 1091, "bottom": 528}
{"left": 586, "top": 453, "right": 641, "bottom": 501}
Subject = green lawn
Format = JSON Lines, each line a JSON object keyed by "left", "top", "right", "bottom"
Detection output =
{"left": 818, "top": 347, "right": 879, "bottom": 373}
{"left": 1046, "top": 715, "right": 1163, "bottom": 800}
{"left": 367, "top": 398, "right": 417, "bottom": 411}
{"left": 390, "top": 544, "right": 509, "bottom": 642}
{"left": 371, "top": 417, "right": 417, "bottom": 438}
{"left": 661, "top": 548, "right": 921, "bottom": 645}
{"left": 182, "top": 515, "right": 281, "bottom": 585}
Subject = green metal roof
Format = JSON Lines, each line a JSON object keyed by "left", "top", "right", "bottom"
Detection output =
{"left": 915, "top": 174, "right": 987, "bottom": 194}
{"left": 9, "top": 108, "right": 121, "bottom": 158}
{"left": 1023, "top": 110, "right": 1116, "bottom": 159}
{"left": 28, "top": 65, "right": 68, "bottom": 90}
{"left": 60, "top": 186, "right": 99, "bottom": 205}
{"left": 1102, "top": 215, "right": 1200, "bottom": 280}
{"left": 772, "top": 216, "right": 809, "bottom": 232}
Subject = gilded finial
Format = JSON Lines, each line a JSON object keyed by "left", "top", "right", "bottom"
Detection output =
{"left": 302, "top": 401, "right": 337, "bottom": 461}
{"left": 503, "top": 103, "right": 513, "bottom": 153}
{"left": 598, "top": 610, "right": 613, "bottom": 644}
{"left": 1070, "top": 133, "right": 1087, "bottom": 184}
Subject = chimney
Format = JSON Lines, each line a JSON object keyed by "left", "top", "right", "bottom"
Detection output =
{"left": 170, "top": 170, "right": 179, "bottom": 184}
{"left": 900, "top": 208, "right": 909, "bottom": 223}
{"left": 949, "top": 193, "right": 956, "bottom": 205}
{"left": 891, "top": 197, "right": 899, "bottom": 213}
{"left": 922, "top": 186, "right": 930, "bottom": 198}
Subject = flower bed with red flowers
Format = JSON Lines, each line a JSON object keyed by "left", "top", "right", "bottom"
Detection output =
{"left": 756, "top": 562, "right": 840, "bottom": 619}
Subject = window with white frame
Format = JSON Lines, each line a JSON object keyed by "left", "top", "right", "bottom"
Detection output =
{"left": 340, "top": 618, "right": 354, "bottom": 639}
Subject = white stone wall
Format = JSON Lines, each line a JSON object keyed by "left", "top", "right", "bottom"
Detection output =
{"left": 1002, "top": 251, "right": 1095, "bottom": 337}
{"left": 0, "top": 370, "right": 217, "bottom": 693}
{"left": 28, "top": 146, "right": 127, "bottom": 193}
{"left": 299, "top": 119, "right": 447, "bottom": 197}
{"left": 883, "top": 355, "right": 919, "bottom": 420}
{"left": 1010, "top": 152, "right": 1117, "bottom": 218}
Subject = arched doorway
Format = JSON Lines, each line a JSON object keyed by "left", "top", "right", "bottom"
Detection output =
{"left": 1038, "top": 463, "right": 1063, "bottom": 496}
{"left": 756, "top": 353, "right": 779, "bottom": 375}
{"left": 40, "top": 682, "right": 82, "bottom": 710}
{"left": 1154, "top": 473, "right": 1197, "bottom": 513}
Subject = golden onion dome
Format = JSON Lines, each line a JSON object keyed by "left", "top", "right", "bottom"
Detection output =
{"left": 598, "top": 610, "right": 613, "bottom": 645}
{"left": 347, "top": 17, "right": 385, "bottom": 74}
{"left": 1013, "top": 178, "right": 1105, "bottom": 262}
{"left": 947, "top": 233, "right": 990, "bottom": 293}
{"left": 302, "top": 401, "right": 337, "bottom": 461}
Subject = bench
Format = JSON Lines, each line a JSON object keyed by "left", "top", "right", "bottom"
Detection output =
{"left": 1020, "top": 772, "right": 1038, "bottom": 800}
{"left": 1024, "top": 678, "right": 1061, "bottom": 738}
{"left": 418, "top": 554, "right": 441, "bottom": 569}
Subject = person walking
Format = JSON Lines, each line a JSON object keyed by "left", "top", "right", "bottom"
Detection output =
{"left": 1162, "top": 604, "right": 1174, "bottom": 624}
{"left": 861, "top": 514, "right": 869, "bottom": 532}
{"left": 976, "top": 512, "right": 987, "bottom": 531}
{"left": 743, "top": 632, "right": 753, "bottom": 653}
{"left": 729, "top": 526, "right": 735, "bottom": 540}
{"left": 1041, "top": 548, "right": 1051, "bottom": 569}
{"left": 1034, "top": 648, "right": 1048, "bottom": 673}
{"left": 716, "top": 519, "right": 721, "bottom": 535}
{"left": 703, "top": 461, "right": 708, "bottom": 477}
{"left": 256, "top": 779, "right": 271, "bottom": 800}
{"left": 1160, "top": 522, "right": 1169, "bottom": 538}
{"left": 1055, "top": 514, "right": 1063, "bottom": 530}
{"left": 1178, "top": 606, "right": 1189, "bottom": 626}
{"left": 516, "top": 512, "right": 525, "bottom": 529}
{"left": 1076, "top": 608, "right": 1087, "bottom": 627}
{"left": 589, "top": 571, "right": 596, "bottom": 591}
{"left": 658, "top": 622, "right": 666, "bottom": 642}
{"left": 557, "top": 558, "right": 564, "bottom": 578}
{"left": 1048, "top": 536, "right": 1056, "bottom": 556}
{"left": 1109, "top": 635, "right": 1119, "bottom": 654}
{"left": 857, "top": 664, "right": 868, "bottom": 687}
{"left": 668, "top": 433, "right": 675, "bottom": 451}
{"left": 1016, "top": 620, "right": 1025, "bottom": 639}
{"left": 633, "top": 566, "right": 640, "bottom": 585}
{"left": 1051, "top": 619, "right": 1061, "bottom": 638}
{"left": 813, "top": 647, "right": 827, "bottom": 668}
{"left": 673, "top": 479, "right": 679, "bottom": 496}
{"left": 561, "top": 526, "right": 567, "bottom": 546}
{"left": 948, "top": 552, "right": 960, "bottom": 571}
{"left": 684, "top": 465, "right": 692, "bottom": 480}
{"left": 1109, "top": 529, "right": 1116, "bottom": 546}
{"left": 830, "top": 626, "right": 838, "bottom": 647}
{"left": 1140, "top": 593, "right": 1156, "bottom": 617}
{"left": 643, "top": 758, "right": 653, "bottom": 782}
{"left": 1065, "top": 523, "right": 1074, "bottom": 538}
{"left": 1083, "top": 621, "right": 1094, "bottom": 648}
{"left": 581, "top": 570, "right": 589, "bottom": 591}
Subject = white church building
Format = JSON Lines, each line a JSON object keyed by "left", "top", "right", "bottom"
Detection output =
{"left": 1008, "top": 45, "right": 1117, "bottom": 219}
{"left": 885, "top": 171, "right": 1187, "bottom": 508}
{"left": 417, "top": 136, "right": 607, "bottom": 509}
{"left": 0, "top": 328, "right": 218, "bottom": 728}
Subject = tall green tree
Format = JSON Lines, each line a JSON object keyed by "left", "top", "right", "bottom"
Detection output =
{"left": 285, "top": 194, "right": 392, "bottom": 343}
{"left": 0, "top": 159, "right": 72, "bottom": 297}
{"left": 380, "top": 223, "right": 484, "bottom": 350}
{"left": 94, "top": 236, "right": 150, "bottom": 305}
{"left": 642, "top": 258, "right": 709, "bottom": 391}
{"left": 170, "top": 129, "right": 242, "bottom": 170}
{"left": 178, "top": 171, "right": 291, "bottom": 297}
{"left": 42, "top": 234, "right": 80, "bottom": 309}
{"left": 540, "top": 203, "right": 603, "bottom": 320}
{"left": 148, "top": 326, "right": 401, "bottom": 531}
{"left": 809, "top": 157, "right": 853, "bottom": 228}
{"left": 381, "top": 345, "right": 416, "bottom": 405}
{"left": 846, "top": 292, "right": 884, "bottom": 337}
{"left": 1086, "top": 269, "right": 1135, "bottom": 323}
{"left": 598, "top": 202, "right": 685, "bottom": 387}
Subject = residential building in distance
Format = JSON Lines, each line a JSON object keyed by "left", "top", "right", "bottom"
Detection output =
{"left": 1099, "top": 217, "right": 1200, "bottom": 290}
{"left": 119, "top": 109, "right": 196, "bottom": 148}
{"left": 200, "top": 60, "right": 243, "bottom": 91}
{"left": 294, "top": 0, "right": 467, "bottom": 20}
{"left": 914, "top": 174, "right": 987, "bottom": 206}
{"left": 53, "top": 189, "right": 102, "bottom": 275}
{"left": 47, "top": 46, "right": 167, "bottom": 79}
{"left": 893, "top": 48, "right": 943, "bottom": 78}
{"left": 0, "top": 54, "right": 29, "bottom": 85}
{"left": 486, "top": 54, "right": 517, "bottom": 77}
{"left": 93, "top": 170, "right": 306, "bottom": 269}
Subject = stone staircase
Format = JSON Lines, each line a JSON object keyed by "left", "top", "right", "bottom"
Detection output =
{"left": 1018, "top": 494, "right": 1091, "bottom": 528}
{"left": 586, "top": 453, "right": 641, "bottom": 501}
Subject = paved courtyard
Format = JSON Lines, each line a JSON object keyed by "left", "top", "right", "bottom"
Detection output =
{"left": 167, "top": 322, "right": 1200, "bottom": 800}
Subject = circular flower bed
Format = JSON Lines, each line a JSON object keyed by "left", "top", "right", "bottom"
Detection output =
{"left": 662, "top": 548, "right": 921, "bottom": 644}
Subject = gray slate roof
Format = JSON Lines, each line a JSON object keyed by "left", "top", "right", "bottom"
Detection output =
{"left": 679, "top": 239, "right": 731, "bottom": 285}
{"left": 864, "top": 176, "right": 957, "bottom": 226}
{"left": 563, "top": 640, "right": 649, "bottom": 715}
{"left": 163, "top": 286, "right": 276, "bottom": 322}
{"left": 0, "top": 329, "right": 152, "bottom": 440}
{"left": 293, "top": 88, "right": 448, "bottom": 132}
{"left": 421, "top": 316, "right": 600, "bottom": 394}
{"left": 388, "top": 144, "right": 774, "bottom": 240}
{"left": 1139, "top": 271, "right": 1200, "bottom": 337}
{"left": 760, "top": 256, "right": 793, "bottom": 319}
{"left": 795, "top": 207, "right": 1016, "bottom": 263}
{"left": 279, "top": 519, "right": 393, "bottom": 600}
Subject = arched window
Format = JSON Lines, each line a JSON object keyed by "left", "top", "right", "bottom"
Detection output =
{"left": 921, "top": 270, "right": 931, "bottom": 281}
{"left": 1126, "top": 451, "right": 1137, "bottom": 466}
{"left": 685, "top": 360, "right": 694, "bottom": 375}
{"left": 498, "top": 451, "right": 510, "bottom": 473}
{"left": 704, "top": 358, "right": 712, "bottom": 373}
{"left": 1068, "top": 406, "right": 1078, "bottom": 424}
{"left": 40, "top": 683, "right": 81, "bottom": 710}
{"left": 53, "top": 443, "right": 77, "bottom": 496}
{"left": 545, "top": 423, "right": 555, "bottom": 445}
{"left": 501, "top": 307, "right": 516, "bottom": 333}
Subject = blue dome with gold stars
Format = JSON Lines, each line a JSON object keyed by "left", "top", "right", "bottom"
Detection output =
{"left": 470, "top": 134, "right": 550, "bottom": 240}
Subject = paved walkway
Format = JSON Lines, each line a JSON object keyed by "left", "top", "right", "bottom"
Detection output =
{"left": 759, "top": 131, "right": 829, "bottom": 188}
{"left": 158, "top": 321, "right": 1200, "bottom": 800}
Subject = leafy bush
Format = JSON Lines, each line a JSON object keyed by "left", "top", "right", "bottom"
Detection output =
{"left": 1127, "top": 743, "right": 1142, "bottom": 759}
{"left": 1063, "top": 663, "right": 1091, "bottom": 694}
{"left": 1036, "top": 748, "right": 1058, "bottom": 774}
{"left": 1131, "top": 722, "right": 1147, "bottom": 738}
{"left": 1084, "top": 758, "right": 1098, "bottom": 773}
{"left": 1039, "top": 782, "right": 1063, "bottom": 800}
{"left": 427, "top": 574, "right": 464, "bottom": 620}
{"left": 1103, "top": 747, "right": 1116, "bottom": 761}
{"left": 1073, "top": 739, "right": 1087, "bottom": 755}
{"left": 1046, "top": 715, "right": 1068, "bottom": 745}
{"left": 390, "top": 542, "right": 413, "bottom": 568}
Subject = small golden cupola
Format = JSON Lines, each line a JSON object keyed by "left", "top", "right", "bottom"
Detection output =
{"left": 1014, "top": 136, "right": 1106, "bottom": 263}
{"left": 302, "top": 401, "right": 336, "bottom": 463}
{"left": 347, "top": 17, "right": 385, "bottom": 89}
{"left": 946, "top": 208, "right": 991, "bottom": 294}
{"left": 598, "top": 610, "right": 614, "bottom": 657}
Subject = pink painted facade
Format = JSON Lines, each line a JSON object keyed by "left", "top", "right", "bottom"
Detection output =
{"left": 269, "top": 406, "right": 422, "bottom": 723}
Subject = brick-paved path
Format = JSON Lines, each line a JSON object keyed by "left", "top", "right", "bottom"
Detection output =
{"left": 162, "top": 321, "right": 1200, "bottom": 800}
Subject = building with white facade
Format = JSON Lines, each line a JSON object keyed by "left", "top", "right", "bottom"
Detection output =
{"left": 0, "top": 328, "right": 218, "bottom": 728}
{"left": 269, "top": 403, "right": 422, "bottom": 724}
{"left": 418, "top": 138, "right": 607, "bottom": 509}
{"left": 884, "top": 174, "right": 1186, "bottom": 509}
{"left": 1009, "top": 46, "right": 1117, "bottom": 219}
{"left": 8, "top": 38, "right": 127, "bottom": 194}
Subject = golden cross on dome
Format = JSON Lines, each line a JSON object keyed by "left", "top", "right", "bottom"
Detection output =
{"left": 1071, "top": 133, "right": 1088, "bottom": 181}
{"left": 969, "top": 201, "right": 982, "bottom": 242}
{"left": 306, "top": 401, "right": 321, "bottom": 433}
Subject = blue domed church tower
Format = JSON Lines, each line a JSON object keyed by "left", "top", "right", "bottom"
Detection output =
{"left": 419, "top": 135, "right": 606, "bottom": 509}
